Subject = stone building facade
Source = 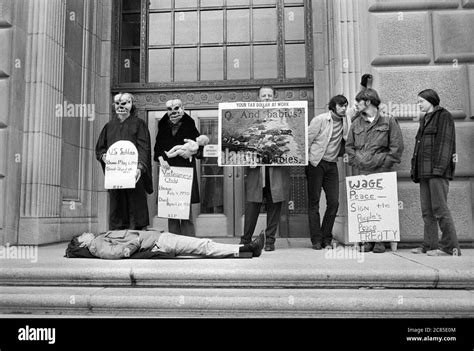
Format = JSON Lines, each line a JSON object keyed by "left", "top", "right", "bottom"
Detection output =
{"left": 0, "top": 0, "right": 472, "bottom": 245}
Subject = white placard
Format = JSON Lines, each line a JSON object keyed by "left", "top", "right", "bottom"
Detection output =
{"left": 158, "top": 166, "right": 193, "bottom": 219}
{"left": 346, "top": 172, "right": 400, "bottom": 243}
{"left": 203, "top": 144, "right": 219, "bottom": 157}
{"left": 104, "top": 140, "right": 138, "bottom": 189}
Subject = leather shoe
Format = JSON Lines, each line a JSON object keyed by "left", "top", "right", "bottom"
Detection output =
{"left": 361, "top": 242, "right": 373, "bottom": 252}
{"left": 312, "top": 242, "right": 323, "bottom": 250}
{"left": 239, "top": 238, "right": 251, "bottom": 245}
{"left": 373, "top": 242, "right": 386, "bottom": 253}
{"left": 411, "top": 247, "right": 426, "bottom": 254}
{"left": 264, "top": 243, "right": 275, "bottom": 252}
{"left": 248, "top": 232, "right": 265, "bottom": 257}
{"left": 323, "top": 242, "right": 333, "bottom": 249}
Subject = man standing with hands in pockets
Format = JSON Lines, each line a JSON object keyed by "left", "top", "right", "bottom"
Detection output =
{"left": 306, "top": 94, "right": 351, "bottom": 250}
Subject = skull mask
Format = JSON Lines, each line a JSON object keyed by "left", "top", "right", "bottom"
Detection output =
{"left": 166, "top": 99, "right": 184, "bottom": 124}
{"left": 114, "top": 93, "right": 134, "bottom": 121}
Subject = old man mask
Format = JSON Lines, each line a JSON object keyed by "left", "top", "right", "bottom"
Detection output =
{"left": 166, "top": 99, "right": 184, "bottom": 124}
{"left": 114, "top": 92, "right": 134, "bottom": 121}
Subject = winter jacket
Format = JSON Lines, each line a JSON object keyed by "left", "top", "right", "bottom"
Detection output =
{"left": 88, "top": 230, "right": 164, "bottom": 259}
{"left": 410, "top": 106, "right": 456, "bottom": 183}
{"left": 245, "top": 166, "right": 290, "bottom": 203}
{"left": 346, "top": 110, "right": 404, "bottom": 172}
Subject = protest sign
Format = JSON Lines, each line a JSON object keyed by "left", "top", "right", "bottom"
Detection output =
{"left": 218, "top": 101, "right": 308, "bottom": 166}
{"left": 104, "top": 140, "right": 138, "bottom": 189}
{"left": 158, "top": 166, "right": 193, "bottom": 219}
{"left": 346, "top": 172, "right": 400, "bottom": 243}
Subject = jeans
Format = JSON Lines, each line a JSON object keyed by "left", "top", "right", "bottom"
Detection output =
{"left": 420, "top": 177, "right": 460, "bottom": 255}
{"left": 306, "top": 160, "right": 339, "bottom": 245}
{"left": 156, "top": 232, "right": 239, "bottom": 258}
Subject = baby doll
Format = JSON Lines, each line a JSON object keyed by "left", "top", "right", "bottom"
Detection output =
{"left": 165, "top": 134, "right": 209, "bottom": 161}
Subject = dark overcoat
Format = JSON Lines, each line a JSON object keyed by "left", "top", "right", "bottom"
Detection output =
{"left": 154, "top": 113, "right": 202, "bottom": 203}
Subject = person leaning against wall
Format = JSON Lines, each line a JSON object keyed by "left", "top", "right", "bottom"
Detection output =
{"left": 306, "top": 94, "right": 351, "bottom": 250}
{"left": 345, "top": 88, "right": 404, "bottom": 253}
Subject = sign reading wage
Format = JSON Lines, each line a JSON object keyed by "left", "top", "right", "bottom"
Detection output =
{"left": 218, "top": 101, "right": 308, "bottom": 166}
{"left": 104, "top": 140, "right": 138, "bottom": 189}
{"left": 346, "top": 172, "right": 400, "bottom": 243}
{"left": 158, "top": 166, "right": 193, "bottom": 220}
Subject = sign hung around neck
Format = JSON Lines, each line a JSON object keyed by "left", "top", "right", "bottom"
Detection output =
{"left": 104, "top": 140, "right": 138, "bottom": 189}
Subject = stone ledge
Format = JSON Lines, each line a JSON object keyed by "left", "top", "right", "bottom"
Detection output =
{"left": 369, "top": 1, "right": 459, "bottom": 12}
{"left": 1, "top": 286, "right": 473, "bottom": 318}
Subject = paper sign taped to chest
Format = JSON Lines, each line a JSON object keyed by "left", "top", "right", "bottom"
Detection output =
{"left": 104, "top": 140, "right": 138, "bottom": 189}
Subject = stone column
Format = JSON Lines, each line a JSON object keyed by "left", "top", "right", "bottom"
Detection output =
{"left": 18, "top": 0, "right": 66, "bottom": 244}
{"left": 329, "top": 0, "right": 365, "bottom": 244}
{"left": 0, "top": 0, "right": 13, "bottom": 245}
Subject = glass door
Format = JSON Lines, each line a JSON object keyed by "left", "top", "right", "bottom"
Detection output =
{"left": 191, "top": 110, "right": 242, "bottom": 237}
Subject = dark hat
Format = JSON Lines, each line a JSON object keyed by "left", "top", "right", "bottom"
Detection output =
{"left": 418, "top": 89, "right": 440, "bottom": 107}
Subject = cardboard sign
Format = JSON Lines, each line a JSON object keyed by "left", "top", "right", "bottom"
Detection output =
{"left": 346, "top": 172, "right": 400, "bottom": 243}
{"left": 104, "top": 140, "right": 138, "bottom": 189}
{"left": 158, "top": 166, "right": 193, "bottom": 219}
{"left": 218, "top": 101, "right": 308, "bottom": 166}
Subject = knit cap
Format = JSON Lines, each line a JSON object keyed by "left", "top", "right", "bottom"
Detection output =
{"left": 418, "top": 89, "right": 440, "bottom": 107}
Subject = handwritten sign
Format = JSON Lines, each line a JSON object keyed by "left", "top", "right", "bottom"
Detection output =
{"left": 104, "top": 140, "right": 137, "bottom": 189}
{"left": 158, "top": 166, "right": 193, "bottom": 219}
{"left": 346, "top": 172, "right": 400, "bottom": 243}
{"left": 218, "top": 101, "right": 308, "bottom": 166}
{"left": 203, "top": 144, "right": 219, "bottom": 158}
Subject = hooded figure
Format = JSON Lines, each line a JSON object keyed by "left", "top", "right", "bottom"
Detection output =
{"left": 96, "top": 92, "right": 153, "bottom": 230}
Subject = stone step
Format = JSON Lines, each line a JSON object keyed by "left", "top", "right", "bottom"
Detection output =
{"left": 1, "top": 265, "right": 473, "bottom": 289}
{"left": 1, "top": 286, "right": 473, "bottom": 318}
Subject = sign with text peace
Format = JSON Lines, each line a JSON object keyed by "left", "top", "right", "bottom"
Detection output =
{"left": 104, "top": 140, "right": 138, "bottom": 190}
{"left": 346, "top": 172, "right": 400, "bottom": 243}
{"left": 218, "top": 101, "right": 308, "bottom": 166}
{"left": 158, "top": 166, "right": 193, "bottom": 220}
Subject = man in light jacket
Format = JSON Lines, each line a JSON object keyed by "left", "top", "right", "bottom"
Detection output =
{"left": 307, "top": 95, "right": 351, "bottom": 250}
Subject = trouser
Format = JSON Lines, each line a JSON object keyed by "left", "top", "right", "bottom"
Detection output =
{"left": 109, "top": 179, "right": 149, "bottom": 230}
{"left": 156, "top": 232, "right": 239, "bottom": 258}
{"left": 420, "top": 177, "right": 460, "bottom": 255}
{"left": 306, "top": 160, "right": 339, "bottom": 245}
{"left": 242, "top": 185, "right": 283, "bottom": 245}
{"left": 168, "top": 207, "right": 195, "bottom": 236}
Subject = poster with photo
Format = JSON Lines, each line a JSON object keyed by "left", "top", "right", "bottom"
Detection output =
{"left": 218, "top": 101, "right": 308, "bottom": 166}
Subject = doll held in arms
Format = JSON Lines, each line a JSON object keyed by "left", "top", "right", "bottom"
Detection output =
{"left": 65, "top": 229, "right": 265, "bottom": 259}
{"left": 165, "top": 135, "right": 210, "bottom": 162}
